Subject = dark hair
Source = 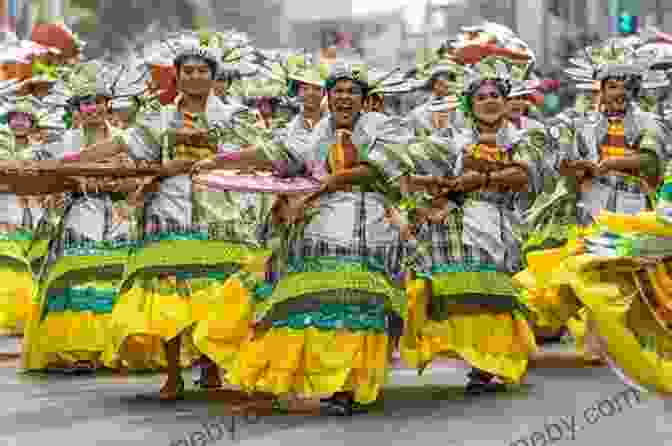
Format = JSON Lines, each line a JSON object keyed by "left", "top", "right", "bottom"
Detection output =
{"left": 326, "top": 77, "right": 369, "bottom": 97}
{"left": 601, "top": 75, "right": 641, "bottom": 96}
{"left": 173, "top": 54, "right": 217, "bottom": 79}
{"left": 459, "top": 79, "right": 511, "bottom": 117}
{"left": 431, "top": 72, "right": 456, "bottom": 84}
{"left": 466, "top": 79, "right": 511, "bottom": 98}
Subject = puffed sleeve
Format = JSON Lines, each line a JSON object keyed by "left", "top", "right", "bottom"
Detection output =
{"left": 121, "top": 111, "right": 165, "bottom": 162}
{"left": 361, "top": 114, "right": 414, "bottom": 182}
{"left": 635, "top": 112, "right": 669, "bottom": 179}
{"left": 513, "top": 130, "right": 546, "bottom": 211}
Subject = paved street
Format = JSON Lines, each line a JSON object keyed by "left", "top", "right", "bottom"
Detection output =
{"left": 0, "top": 338, "right": 669, "bottom": 446}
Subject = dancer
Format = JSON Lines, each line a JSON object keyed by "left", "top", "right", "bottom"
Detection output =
{"left": 0, "top": 98, "right": 61, "bottom": 335}
{"left": 398, "top": 56, "right": 543, "bottom": 393}
{"left": 195, "top": 59, "right": 410, "bottom": 414}
{"left": 88, "top": 30, "right": 270, "bottom": 399}
{"left": 22, "top": 60, "right": 146, "bottom": 372}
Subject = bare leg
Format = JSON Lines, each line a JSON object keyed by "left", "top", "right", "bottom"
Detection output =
{"left": 160, "top": 335, "right": 184, "bottom": 400}
{"left": 199, "top": 355, "right": 222, "bottom": 388}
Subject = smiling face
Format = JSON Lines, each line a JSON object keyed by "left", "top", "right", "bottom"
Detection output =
{"left": 471, "top": 81, "right": 507, "bottom": 125}
{"left": 328, "top": 78, "right": 364, "bottom": 129}
{"left": 299, "top": 82, "right": 324, "bottom": 112}
{"left": 601, "top": 78, "right": 628, "bottom": 114}
{"left": 176, "top": 58, "right": 214, "bottom": 96}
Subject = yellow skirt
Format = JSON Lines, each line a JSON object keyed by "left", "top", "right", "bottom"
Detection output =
{"left": 513, "top": 228, "right": 589, "bottom": 331}
{"left": 555, "top": 254, "right": 672, "bottom": 394}
{"left": 0, "top": 262, "right": 33, "bottom": 334}
{"left": 27, "top": 311, "right": 114, "bottom": 368}
{"left": 400, "top": 279, "right": 536, "bottom": 383}
{"left": 191, "top": 272, "right": 259, "bottom": 372}
{"left": 102, "top": 276, "right": 209, "bottom": 369}
{"left": 227, "top": 326, "right": 388, "bottom": 404}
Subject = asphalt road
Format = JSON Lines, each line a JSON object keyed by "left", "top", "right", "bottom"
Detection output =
{"left": 0, "top": 341, "right": 669, "bottom": 446}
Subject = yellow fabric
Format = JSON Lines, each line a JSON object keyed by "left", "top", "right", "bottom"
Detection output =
{"left": 546, "top": 253, "right": 672, "bottom": 393}
{"left": 596, "top": 211, "right": 672, "bottom": 237}
{"left": 227, "top": 327, "right": 389, "bottom": 404}
{"left": 514, "top": 230, "right": 587, "bottom": 330}
{"left": 192, "top": 274, "right": 257, "bottom": 371}
{"left": 102, "top": 278, "right": 210, "bottom": 368}
{"left": 566, "top": 308, "right": 589, "bottom": 354}
{"left": 469, "top": 143, "right": 508, "bottom": 162}
{"left": 403, "top": 279, "right": 427, "bottom": 350}
{"left": 400, "top": 278, "right": 536, "bottom": 383}
{"left": 26, "top": 312, "right": 113, "bottom": 368}
{"left": 0, "top": 266, "right": 33, "bottom": 333}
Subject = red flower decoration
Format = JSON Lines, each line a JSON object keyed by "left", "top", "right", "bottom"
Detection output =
{"left": 30, "top": 23, "right": 77, "bottom": 57}
{"left": 150, "top": 65, "right": 178, "bottom": 105}
{"left": 455, "top": 43, "right": 531, "bottom": 65}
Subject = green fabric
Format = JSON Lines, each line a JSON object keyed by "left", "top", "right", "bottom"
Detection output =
{"left": 62, "top": 239, "right": 137, "bottom": 257}
{"left": 287, "top": 256, "right": 386, "bottom": 274}
{"left": 270, "top": 303, "right": 386, "bottom": 332}
{"left": 416, "top": 262, "right": 497, "bottom": 279}
{"left": 254, "top": 271, "right": 404, "bottom": 322}
{"left": 639, "top": 149, "right": 660, "bottom": 179}
{"left": 45, "top": 287, "right": 118, "bottom": 314}
{"left": 122, "top": 239, "right": 271, "bottom": 288}
{"left": 41, "top": 250, "right": 130, "bottom": 301}
{"left": 0, "top": 229, "right": 33, "bottom": 241}
{"left": 431, "top": 271, "right": 518, "bottom": 299}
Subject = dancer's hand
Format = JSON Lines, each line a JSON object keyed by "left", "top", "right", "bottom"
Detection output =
{"left": 175, "top": 127, "right": 210, "bottom": 146}
{"left": 128, "top": 176, "right": 157, "bottom": 207}
{"left": 191, "top": 158, "right": 218, "bottom": 175}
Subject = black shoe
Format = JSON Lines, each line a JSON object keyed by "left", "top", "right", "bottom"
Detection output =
{"left": 482, "top": 382, "right": 507, "bottom": 393}
{"left": 319, "top": 398, "right": 353, "bottom": 416}
{"left": 465, "top": 381, "right": 487, "bottom": 395}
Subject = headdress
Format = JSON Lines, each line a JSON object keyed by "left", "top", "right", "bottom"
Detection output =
{"left": 411, "top": 49, "right": 461, "bottom": 93}
{"left": 567, "top": 38, "right": 671, "bottom": 94}
{"left": 30, "top": 20, "right": 85, "bottom": 56}
{"left": 565, "top": 39, "right": 645, "bottom": 83}
{"left": 52, "top": 60, "right": 121, "bottom": 98}
{"left": 462, "top": 57, "right": 513, "bottom": 94}
{"left": 447, "top": 22, "right": 533, "bottom": 65}
{"left": 48, "top": 60, "right": 146, "bottom": 128}
{"left": 286, "top": 54, "right": 327, "bottom": 88}
{"left": 453, "top": 56, "right": 514, "bottom": 118}
{"left": 367, "top": 67, "right": 414, "bottom": 96}
{"left": 196, "top": 29, "right": 256, "bottom": 76}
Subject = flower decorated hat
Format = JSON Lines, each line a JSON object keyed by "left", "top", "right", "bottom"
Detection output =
{"left": 30, "top": 16, "right": 85, "bottom": 58}
{"left": 47, "top": 60, "right": 145, "bottom": 128}
{"left": 565, "top": 38, "right": 670, "bottom": 99}
{"left": 286, "top": 54, "right": 327, "bottom": 89}
{"left": 446, "top": 22, "right": 532, "bottom": 65}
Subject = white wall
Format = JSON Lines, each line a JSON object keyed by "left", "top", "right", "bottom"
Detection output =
{"left": 515, "top": 0, "right": 546, "bottom": 65}
{"left": 284, "top": 0, "right": 354, "bottom": 22}
{"left": 360, "top": 19, "right": 404, "bottom": 68}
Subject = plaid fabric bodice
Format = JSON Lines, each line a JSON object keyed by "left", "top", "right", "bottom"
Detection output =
{"left": 600, "top": 119, "right": 636, "bottom": 161}
{"left": 468, "top": 143, "right": 511, "bottom": 162}
{"left": 174, "top": 111, "right": 217, "bottom": 161}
